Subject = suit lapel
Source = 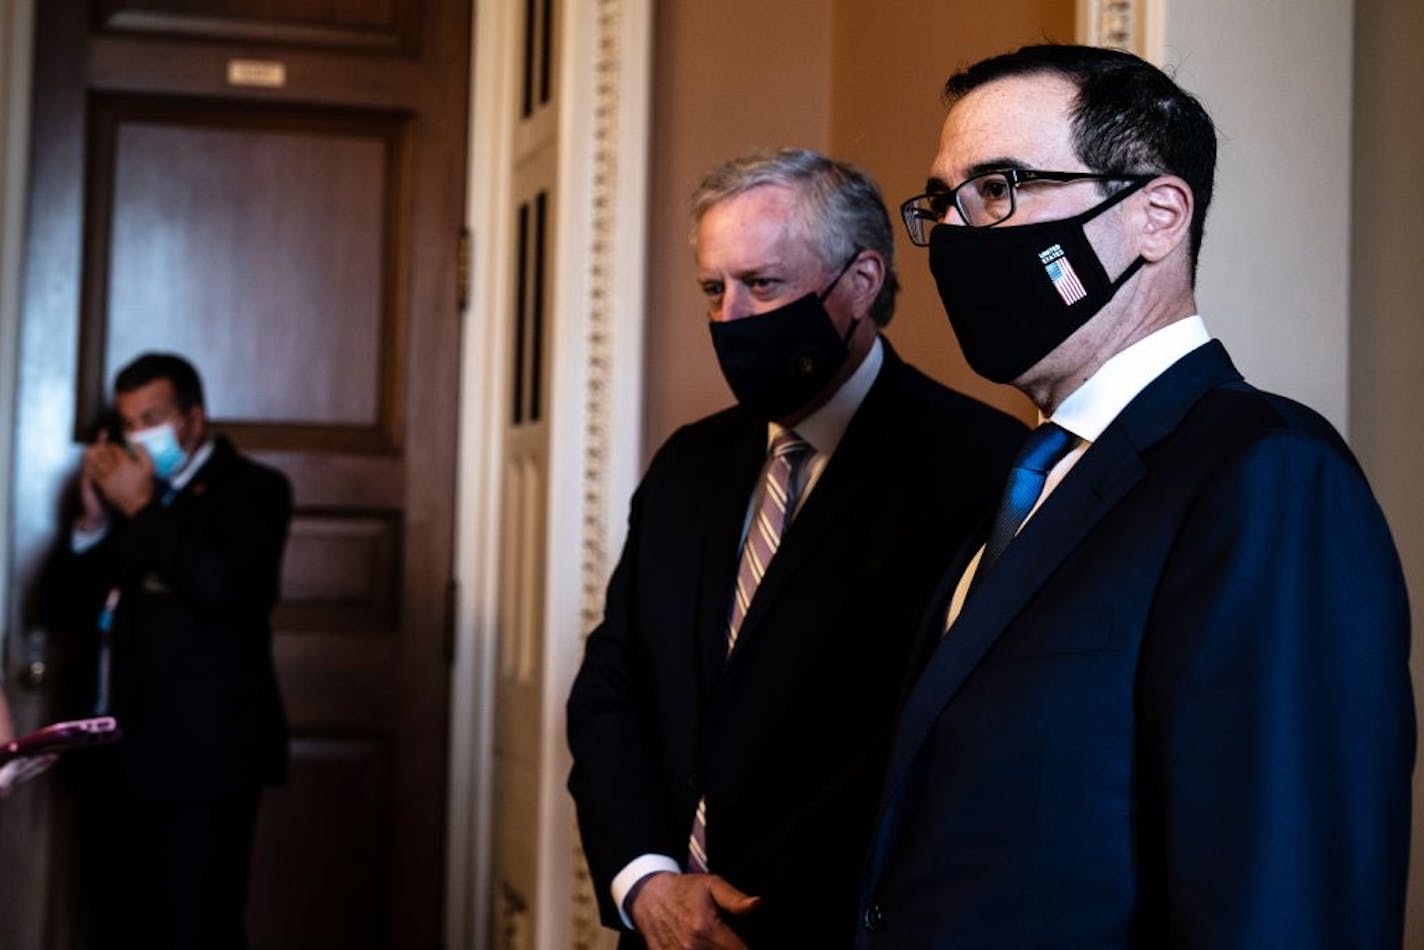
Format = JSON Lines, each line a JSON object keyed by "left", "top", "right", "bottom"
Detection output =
{"left": 887, "top": 436, "right": 1146, "bottom": 777}
{"left": 694, "top": 418, "right": 766, "bottom": 695}
{"left": 898, "top": 511, "right": 990, "bottom": 698}
{"left": 721, "top": 351, "right": 904, "bottom": 669}
{"left": 170, "top": 436, "right": 234, "bottom": 504}
{"left": 865, "top": 340, "right": 1245, "bottom": 889}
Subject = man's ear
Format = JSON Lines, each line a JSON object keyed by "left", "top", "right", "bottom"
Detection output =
{"left": 1136, "top": 175, "right": 1193, "bottom": 263}
{"left": 186, "top": 404, "right": 208, "bottom": 448}
{"left": 845, "top": 249, "right": 886, "bottom": 316}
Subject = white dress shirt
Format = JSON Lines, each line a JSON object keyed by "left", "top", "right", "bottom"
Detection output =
{"left": 944, "top": 316, "right": 1211, "bottom": 630}
{"left": 610, "top": 337, "right": 885, "bottom": 926}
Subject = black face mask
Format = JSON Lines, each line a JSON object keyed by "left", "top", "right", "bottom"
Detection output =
{"left": 928, "top": 179, "right": 1148, "bottom": 384}
{"left": 708, "top": 254, "right": 861, "bottom": 421}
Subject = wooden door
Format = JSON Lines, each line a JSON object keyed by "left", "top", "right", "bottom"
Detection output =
{"left": 0, "top": 1, "right": 471, "bottom": 946}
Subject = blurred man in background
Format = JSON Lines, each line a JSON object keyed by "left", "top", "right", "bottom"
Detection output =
{"left": 68, "top": 352, "right": 291, "bottom": 949}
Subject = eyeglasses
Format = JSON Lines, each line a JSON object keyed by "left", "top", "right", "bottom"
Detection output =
{"left": 899, "top": 169, "right": 1153, "bottom": 245}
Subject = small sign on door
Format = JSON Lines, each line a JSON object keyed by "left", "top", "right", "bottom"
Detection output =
{"left": 226, "top": 59, "right": 287, "bottom": 89}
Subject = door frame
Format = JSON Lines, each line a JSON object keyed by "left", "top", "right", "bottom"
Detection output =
{"left": 0, "top": 1, "right": 34, "bottom": 683}
{"left": 449, "top": 0, "right": 651, "bottom": 947}
{"left": 0, "top": 0, "right": 650, "bottom": 944}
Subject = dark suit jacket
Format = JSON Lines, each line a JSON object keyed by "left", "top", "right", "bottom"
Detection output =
{"left": 857, "top": 341, "right": 1415, "bottom": 948}
{"left": 69, "top": 436, "right": 292, "bottom": 803}
{"left": 566, "top": 343, "right": 1026, "bottom": 946}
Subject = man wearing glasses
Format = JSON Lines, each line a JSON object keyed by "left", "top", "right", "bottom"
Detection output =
{"left": 568, "top": 149, "right": 1024, "bottom": 948}
{"left": 857, "top": 45, "right": 1414, "bottom": 946}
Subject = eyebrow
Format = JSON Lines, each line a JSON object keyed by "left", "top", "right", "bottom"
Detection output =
{"left": 699, "top": 260, "right": 786, "bottom": 281}
{"left": 925, "top": 156, "right": 1034, "bottom": 193}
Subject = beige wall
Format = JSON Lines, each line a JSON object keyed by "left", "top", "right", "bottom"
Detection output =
{"left": 829, "top": 0, "right": 1072, "bottom": 424}
{"left": 1351, "top": 0, "right": 1424, "bottom": 944}
{"left": 642, "top": 0, "right": 1072, "bottom": 458}
{"left": 1168, "top": 0, "right": 1355, "bottom": 435}
{"left": 642, "top": 0, "right": 833, "bottom": 456}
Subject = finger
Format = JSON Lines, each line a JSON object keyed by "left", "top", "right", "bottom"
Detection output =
{"left": 707, "top": 876, "right": 760, "bottom": 915}
{"left": 90, "top": 446, "right": 118, "bottom": 471}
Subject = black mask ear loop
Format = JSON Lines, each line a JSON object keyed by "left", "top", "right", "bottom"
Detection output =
{"left": 1079, "top": 177, "right": 1151, "bottom": 293}
{"left": 819, "top": 248, "right": 866, "bottom": 345}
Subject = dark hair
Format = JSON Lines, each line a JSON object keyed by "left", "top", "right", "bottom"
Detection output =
{"left": 691, "top": 148, "right": 901, "bottom": 326}
{"left": 945, "top": 44, "right": 1217, "bottom": 280}
{"left": 114, "top": 352, "right": 205, "bottom": 410}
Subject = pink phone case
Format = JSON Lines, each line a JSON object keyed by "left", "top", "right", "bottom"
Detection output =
{"left": 0, "top": 716, "right": 120, "bottom": 766}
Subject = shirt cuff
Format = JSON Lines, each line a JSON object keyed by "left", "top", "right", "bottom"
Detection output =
{"left": 71, "top": 520, "right": 110, "bottom": 553}
{"left": 611, "top": 854, "right": 681, "bottom": 929}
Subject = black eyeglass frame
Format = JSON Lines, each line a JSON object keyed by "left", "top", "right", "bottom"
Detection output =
{"left": 899, "top": 169, "right": 1154, "bottom": 245}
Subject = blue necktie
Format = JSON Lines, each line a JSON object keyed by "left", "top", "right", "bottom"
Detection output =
{"left": 977, "top": 422, "right": 1078, "bottom": 578}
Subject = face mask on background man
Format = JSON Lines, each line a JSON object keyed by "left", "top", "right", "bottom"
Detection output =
{"left": 127, "top": 422, "right": 189, "bottom": 480}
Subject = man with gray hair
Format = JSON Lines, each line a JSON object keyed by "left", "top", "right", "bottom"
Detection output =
{"left": 567, "top": 148, "right": 1025, "bottom": 947}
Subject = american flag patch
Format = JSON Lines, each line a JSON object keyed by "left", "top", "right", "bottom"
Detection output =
{"left": 1039, "top": 243, "right": 1087, "bottom": 306}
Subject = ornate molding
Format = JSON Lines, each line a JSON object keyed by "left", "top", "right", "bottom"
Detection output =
{"left": 572, "top": 0, "right": 626, "bottom": 945}
{"left": 1076, "top": 0, "right": 1163, "bottom": 64}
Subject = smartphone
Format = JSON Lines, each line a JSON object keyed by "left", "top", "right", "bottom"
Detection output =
{"left": 0, "top": 716, "right": 120, "bottom": 766}
{"left": 88, "top": 409, "right": 124, "bottom": 445}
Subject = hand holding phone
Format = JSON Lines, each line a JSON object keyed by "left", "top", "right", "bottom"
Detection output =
{"left": 0, "top": 717, "right": 120, "bottom": 796}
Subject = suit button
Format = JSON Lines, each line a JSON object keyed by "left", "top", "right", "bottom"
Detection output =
{"left": 862, "top": 903, "right": 885, "bottom": 932}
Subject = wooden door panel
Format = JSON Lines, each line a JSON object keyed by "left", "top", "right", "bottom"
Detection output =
{"left": 2, "top": 0, "right": 470, "bottom": 946}
{"left": 278, "top": 512, "right": 402, "bottom": 632}
{"left": 248, "top": 737, "right": 393, "bottom": 949}
{"left": 78, "top": 94, "right": 410, "bottom": 451}
{"left": 100, "top": 115, "right": 389, "bottom": 426}
{"left": 96, "top": 0, "right": 417, "bottom": 53}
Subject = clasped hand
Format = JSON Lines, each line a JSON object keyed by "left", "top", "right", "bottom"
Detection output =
{"left": 630, "top": 872, "right": 760, "bottom": 950}
{"left": 81, "top": 432, "right": 155, "bottom": 520}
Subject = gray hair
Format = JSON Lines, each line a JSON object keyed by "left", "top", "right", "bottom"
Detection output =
{"left": 690, "top": 148, "right": 900, "bottom": 326}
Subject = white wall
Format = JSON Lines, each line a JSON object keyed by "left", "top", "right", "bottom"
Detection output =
{"left": 1166, "top": 0, "right": 1353, "bottom": 433}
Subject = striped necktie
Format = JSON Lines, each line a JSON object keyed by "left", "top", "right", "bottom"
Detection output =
{"left": 726, "top": 431, "right": 814, "bottom": 653}
{"left": 688, "top": 429, "right": 813, "bottom": 873}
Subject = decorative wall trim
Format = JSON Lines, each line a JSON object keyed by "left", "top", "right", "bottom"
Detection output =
{"left": 568, "top": 0, "right": 630, "bottom": 941}
{"left": 454, "top": 0, "right": 649, "bottom": 946}
{"left": 1076, "top": 0, "right": 1165, "bottom": 64}
{"left": 558, "top": 0, "right": 649, "bottom": 944}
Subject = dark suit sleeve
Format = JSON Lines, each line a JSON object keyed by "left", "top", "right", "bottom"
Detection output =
{"left": 117, "top": 467, "right": 292, "bottom": 618}
{"left": 567, "top": 477, "right": 677, "bottom": 929}
{"left": 1140, "top": 431, "right": 1414, "bottom": 948}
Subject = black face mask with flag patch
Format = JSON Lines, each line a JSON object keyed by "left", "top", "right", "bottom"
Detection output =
{"left": 928, "top": 178, "right": 1148, "bottom": 384}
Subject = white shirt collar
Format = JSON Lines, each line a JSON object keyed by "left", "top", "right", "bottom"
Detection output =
{"left": 770, "top": 336, "right": 884, "bottom": 454}
{"left": 169, "top": 438, "right": 216, "bottom": 491}
{"left": 1049, "top": 316, "right": 1211, "bottom": 441}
